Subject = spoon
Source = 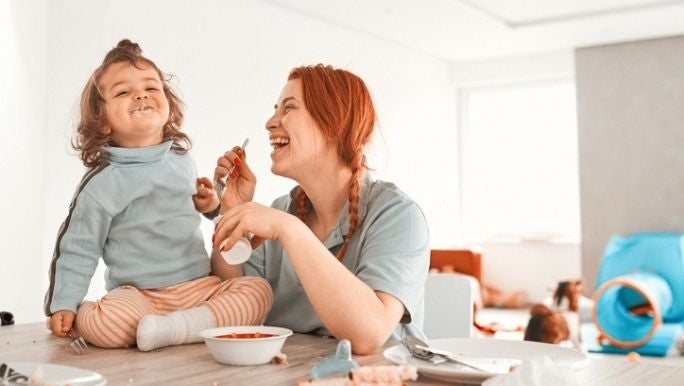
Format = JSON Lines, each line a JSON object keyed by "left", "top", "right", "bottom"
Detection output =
{"left": 214, "top": 138, "right": 249, "bottom": 199}
{"left": 402, "top": 335, "right": 492, "bottom": 373}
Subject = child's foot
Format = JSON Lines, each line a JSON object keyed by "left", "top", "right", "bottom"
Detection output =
{"left": 137, "top": 314, "right": 170, "bottom": 352}
{"left": 136, "top": 307, "right": 214, "bottom": 352}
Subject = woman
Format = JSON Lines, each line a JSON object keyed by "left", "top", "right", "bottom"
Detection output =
{"left": 208, "top": 64, "right": 429, "bottom": 354}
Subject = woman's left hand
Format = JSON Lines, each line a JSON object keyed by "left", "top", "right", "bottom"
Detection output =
{"left": 212, "top": 201, "right": 296, "bottom": 252}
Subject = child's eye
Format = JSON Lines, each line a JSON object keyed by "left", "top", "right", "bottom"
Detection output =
{"left": 114, "top": 91, "right": 128, "bottom": 97}
{"left": 146, "top": 87, "right": 159, "bottom": 92}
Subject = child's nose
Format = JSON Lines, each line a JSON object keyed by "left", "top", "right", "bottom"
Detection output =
{"left": 133, "top": 89, "right": 149, "bottom": 100}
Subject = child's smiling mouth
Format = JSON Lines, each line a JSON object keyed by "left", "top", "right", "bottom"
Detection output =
{"left": 131, "top": 106, "right": 154, "bottom": 116}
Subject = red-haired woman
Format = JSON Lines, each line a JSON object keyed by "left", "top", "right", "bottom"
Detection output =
{"left": 206, "top": 64, "right": 429, "bottom": 354}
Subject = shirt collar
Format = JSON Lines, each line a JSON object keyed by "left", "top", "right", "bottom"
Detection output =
{"left": 105, "top": 140, "right": 172, "bottom": 165}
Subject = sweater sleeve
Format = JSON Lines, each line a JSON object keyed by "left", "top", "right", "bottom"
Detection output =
{"left": 44, "top": 191, "right": 112, "bottom": 315}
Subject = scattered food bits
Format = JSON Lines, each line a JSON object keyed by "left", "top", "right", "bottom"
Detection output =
{"left": 627, "top": 352, "right": 641, "bottom": 363}
{"left": 272, "top": 352, "right": 289, "bottom": 366}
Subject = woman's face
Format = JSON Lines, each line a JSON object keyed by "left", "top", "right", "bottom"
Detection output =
{"left": 265, "top": 79, "right": 333, "bottom": 179}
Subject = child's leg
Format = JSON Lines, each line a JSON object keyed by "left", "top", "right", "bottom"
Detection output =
{"left": 204, "top": 276, "right": 273, "bottom": 326}
{"left": 76, "top": 286, "right": 155, "bottom": 348}
{"left": 136, "top": 276, "right": 273, "bottom": 351}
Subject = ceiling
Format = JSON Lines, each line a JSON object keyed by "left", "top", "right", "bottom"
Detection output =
{"left": 268, "top": 0, "right": 684, "bottom": 62}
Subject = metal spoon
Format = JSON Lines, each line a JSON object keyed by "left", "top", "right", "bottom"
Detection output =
{"left": 402, "top": 335, "right": 492, "bottom": 373}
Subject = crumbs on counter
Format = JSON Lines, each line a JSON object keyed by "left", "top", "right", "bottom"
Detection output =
{"left": 272, "top": 352, "right": 289, "bottom": 366}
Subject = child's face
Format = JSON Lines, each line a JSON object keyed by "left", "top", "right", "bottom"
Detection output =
{"left": 99, "top": 62, "right": 170, "bottom": 148}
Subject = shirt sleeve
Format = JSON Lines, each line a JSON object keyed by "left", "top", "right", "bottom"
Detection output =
{"left": 354, "top": 199, "right": 430, "bottom": 324}
{"left": 44, "top": 191, "right": 112, "bottom": 315}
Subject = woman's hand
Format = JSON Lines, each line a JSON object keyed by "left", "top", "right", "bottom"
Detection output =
{"left": 212, "top": 202, "right": 297, "bottom": 252}
{"left": 49, "top": 310, "right": 76, "bottom": 337}
{"left": 215, "top": 146, "right": 256, "bottom": 213}
{"left": 193, "top": 177, "right": 219, "bottom": 214}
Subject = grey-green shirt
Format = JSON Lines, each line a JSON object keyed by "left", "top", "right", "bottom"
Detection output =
{"left": 244, "top": 173, "right": 430, "bottom": 340}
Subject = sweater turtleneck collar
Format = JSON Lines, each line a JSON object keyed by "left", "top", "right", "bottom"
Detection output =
{"left": 104, "top": 141, "right": 173, "bottom": 165}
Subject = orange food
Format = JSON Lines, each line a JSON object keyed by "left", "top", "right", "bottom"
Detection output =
{"left": 627, "top": 352, "right": 641, "bottom": 363}
{"left": 215, "top": 332, "right": 278, "bottom": 339}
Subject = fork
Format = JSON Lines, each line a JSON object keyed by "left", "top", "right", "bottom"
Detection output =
{"left": 68, "top": 330, "right": 88, "bottom": 355}
{"left": 401, "top": 336, "right": 446, "bottom": 365}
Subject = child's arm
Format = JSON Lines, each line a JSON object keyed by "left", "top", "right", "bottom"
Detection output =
{"left": 48, "top": 310, "right": 76, "bottom": 337}
{"left": 194, "top": 177, "right": 220, "bottom": 216}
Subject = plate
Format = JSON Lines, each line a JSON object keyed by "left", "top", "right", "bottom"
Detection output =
{"left": 1, "top": 362, "right": 106, "bottom": 386}
{"left": 383, "top": 338, "right": 589, "bottom": 384}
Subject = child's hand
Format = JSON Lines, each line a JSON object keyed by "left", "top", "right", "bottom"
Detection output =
{"left": 49, "top": 310, "right": 76, "bottom": 337}
{"left": 194, "top": 177, "right": 220, "bottom": 214}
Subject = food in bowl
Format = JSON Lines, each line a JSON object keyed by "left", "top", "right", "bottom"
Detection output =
{"left": 215, "top": 332, "right": 278, "bottom": 339}
{"left": 200, "top": 325, "right": 293, "bottom": 366}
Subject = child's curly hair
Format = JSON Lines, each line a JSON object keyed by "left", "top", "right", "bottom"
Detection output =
{"left": 73, "top": 39, "right": 190, "bottom": 167}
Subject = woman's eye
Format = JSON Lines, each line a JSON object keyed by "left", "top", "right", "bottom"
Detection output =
{"left": 283, "top": 105, "right": 294, "bottom": 112}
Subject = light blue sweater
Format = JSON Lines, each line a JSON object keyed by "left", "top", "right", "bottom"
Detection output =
{"left": 44, "top": 141, "right": 210, "bottom": 315}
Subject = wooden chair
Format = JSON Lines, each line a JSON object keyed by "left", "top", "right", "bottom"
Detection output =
{"left": 429, "top": 249, "right": 482, "bottom": 283}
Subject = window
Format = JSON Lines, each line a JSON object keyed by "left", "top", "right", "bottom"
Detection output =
{"left": 459, "top": 79, "right": 580, "bottom": 242}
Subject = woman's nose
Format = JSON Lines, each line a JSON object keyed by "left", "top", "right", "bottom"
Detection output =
{"left": 265, "top": 114, "right": 278, "bottom": 130}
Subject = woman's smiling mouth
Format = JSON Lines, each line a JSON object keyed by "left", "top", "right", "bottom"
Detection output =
{"left": 270, "top": 136, "right": 290, "bottom": 152}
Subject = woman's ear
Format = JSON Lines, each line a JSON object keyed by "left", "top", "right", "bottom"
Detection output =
{"left": 100, "top": 125, "right": 111, "bottom": 136}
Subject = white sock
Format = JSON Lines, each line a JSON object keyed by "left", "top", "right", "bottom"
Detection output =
{"left": 136, "top": 306, "right": 215, "bottom": 352}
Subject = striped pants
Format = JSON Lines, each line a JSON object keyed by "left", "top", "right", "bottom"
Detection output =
{"left": 75, "top": 276, "right": 272, "bottom": 348}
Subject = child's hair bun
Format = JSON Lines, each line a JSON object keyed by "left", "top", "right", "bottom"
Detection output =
{"left": 115, "top": 39, "right": 142, "bottom": 56}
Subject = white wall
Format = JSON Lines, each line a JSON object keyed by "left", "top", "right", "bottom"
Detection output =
{"left": 4, "top": 0, "right": 460, "bottom": 323}
{"left": 0, "top": 0, "right": 48, "bottom": 324}
{"left": 576, "top": 35, "right": 684, "bottom": 293}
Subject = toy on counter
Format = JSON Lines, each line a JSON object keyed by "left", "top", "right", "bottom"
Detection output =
{"left": 300, "top": 339, "right": 417, "bottom": 386}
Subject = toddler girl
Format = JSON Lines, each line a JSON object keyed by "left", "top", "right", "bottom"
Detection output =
{"left": 43, "top": 39, "right": 272, "bottom": 351}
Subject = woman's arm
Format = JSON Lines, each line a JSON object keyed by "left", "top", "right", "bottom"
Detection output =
{"left": 279, "top": 218, "right": 406, "bottom": 354}
{"left": 213, "top": 202, "right": 414, "bottom": 354}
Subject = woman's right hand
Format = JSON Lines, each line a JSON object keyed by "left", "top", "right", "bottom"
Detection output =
{"left": 213, "top": 201, "right": 298, "bottom": 252}
{"left": 215, "top": 145, "right": 256, "bottom": 213}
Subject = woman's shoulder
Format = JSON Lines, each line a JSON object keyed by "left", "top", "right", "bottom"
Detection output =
{"left": 366, "top": 179, "right": 418, "bottom": 208}
{"left": 364, "top": 178, "right": 427, "bottom": 223}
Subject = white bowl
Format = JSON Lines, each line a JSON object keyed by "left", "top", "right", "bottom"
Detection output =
{"left": 200, "top": 325, "right": 293, "bottom": 366}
